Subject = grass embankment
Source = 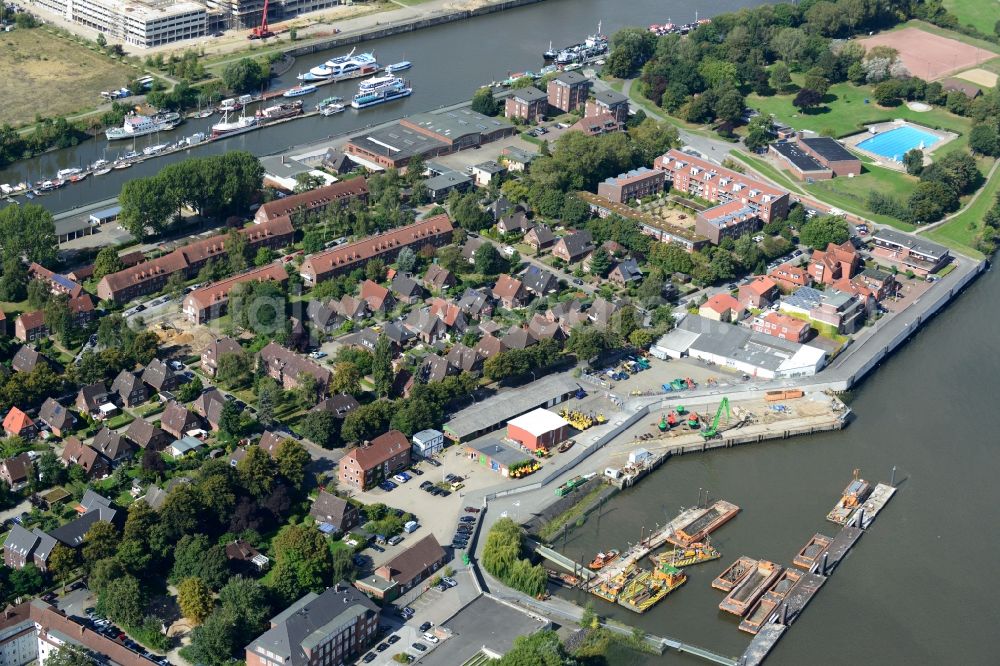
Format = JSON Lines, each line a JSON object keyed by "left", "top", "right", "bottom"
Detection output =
{"left": 941, "top": 1, "right": 1000, "bottom": 34}
{"left": 926, "top": 165, "right": 1000, "bottom": 259}
{"left": 0, "top": 29, "right": 136, "bottom": 127}
{"left": 537, "top": 485, "right": 608, "bottom": 542}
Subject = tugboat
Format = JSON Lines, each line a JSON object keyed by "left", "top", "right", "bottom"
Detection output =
{"left": 588, "top": 548, "right": 620, "bottom": 570}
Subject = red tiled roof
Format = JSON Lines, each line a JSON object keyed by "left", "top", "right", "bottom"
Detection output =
{"left": 255, "top": 177, "right": 368, "bottom": 222}
{"left": 761, "top": 312, "right": 809, "bottom": 334}
{"left": 68, "top": 294, "right": 94, "bottom": 315}
{"left": 743, "top": 275, "right": 778, "bottom": 296}
{"left": 342, "top": 430, "right": 410, "bottom": 471}
{"left": 3, "top": 407, "right": 33, "bottom": 434}
{"left": 185, "top": 263, "right": 288, "bottom": 310}
{"left": 359, "top": 280, "right": 391, "bottom": 310}
{"left": 302, "top": 215, "right": 454, "bottom": 280}
{"left": 701, "top": 293, "right": 742, "bottom": 314}
{"left": 491, "top": 274, "right": 524, "bottom": 302}
{"left": 16, "top": 310, "right": 46, "bottom": 331}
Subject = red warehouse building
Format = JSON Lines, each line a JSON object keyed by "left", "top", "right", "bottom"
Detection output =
{"left": 506, "top": 408, "right": 569, "bottom": 451}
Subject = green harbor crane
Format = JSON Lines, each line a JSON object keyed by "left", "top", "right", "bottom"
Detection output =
{"left": 701, "top": 397, "right": 731, "bottom": 439}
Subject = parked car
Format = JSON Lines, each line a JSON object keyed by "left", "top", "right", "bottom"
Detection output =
{"left": 442, "top": 577, "right": 458, "bottom": 588}
{"left": 465, "top": 506, "right": 481, "bottom": 513}
{"left": 460, "top": 515, "right": 476, "bottom": 523}
{"left": 423, "top": 633, "right": 439, "bottom": 644}
{"left": 376, "top": 642, "right": 389, "bottom": 652}
{"left": 392, "top": 474, "right": 408, "bottom": 484}
{"left": 387, "top": 635, "right": 401, "bottom": 645}
{"left": 378, "top": 481, "right": 396, "bottom": 491}
{"left": 419, "top": 622, "right": 432, "bottom": 632}
{"left": 426, "top": 458, "right": 442, "bottom": 467}
{"left": 420, "top": 480, "right": 433, "bottom": 490}
{"left": 370, "top": 544, "right": 385, "bottom": 553}
{"left": 362, "top": 653, "right": 376, "bottom": 663}
{"left": 412, "top": 643, "right": 427, "bottom": 652}
{"left": 410, "top": 467, "right": 423, "bottom": 476}
{"left": 387, "top": 535, "right": 404, "bottom": 546}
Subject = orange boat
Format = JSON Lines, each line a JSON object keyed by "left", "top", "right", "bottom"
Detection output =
{"left": 589, "top": 549, "right": 620, "bottom": 570}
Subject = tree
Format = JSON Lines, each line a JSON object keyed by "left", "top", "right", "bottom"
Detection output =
{"left": 141, "top": 448, "right": 166, "bottom": 479}
{"left": 46, "top": 645, "right": 94, "bottom": 666}
{"left": 474, "top": 243, "right": 503, "bottom": 275}
{"left": 227, "top": 227, "right": 249, "bottom": 274}
{"left": 44, "top": 295, "right": 74, "bottom": 345}
{"left": 903, "top": 149, "right": 924, "bottom": 176}
{"left": 627, "top": 118, "right": 679, "bottom": 165}
{"left": 270, "top": 524, "right": 335, "bottom": 603}
{"left": 215, "top": 350, "right": 252, "bottom": 389}
{"left": 799, "top": 215, "right": 850, "bottom": 248}
{"left": 907, "top": 180, "right": 955, "bottom": 223}
{"left": 118, "top": 177, "right": 176, "bottom": 239}
{"left": 186, "top": 607, "right": 241, "bottom": 666}
{"left": 371, "top": 335, "right": 393, "bottom": 398}
{"left": 222, "top": 58, "right": 268, "bottom": 94}
{"left": 93, "top": 247, "right": 124, "bottom": 280}
{"left": 177, "top": 375, "right": 204, "bottom": 402}
{"left": 395, "top": 246, "right": 417, "bottom": 273}
{"left": 471, "top": 87, "right": 499, "bottom": 116}
{"left": 96, "top": 32, "right": 107, "bottom": 48}
{"left": 178, "top": 577, "right": 214, "bottom": 625}
{"left": 803, "top": 67, "right": 830, "bottom": 96}
{"left": 48, "top": 544, "right": 78, "bottom": 591}
{"left": 82, "top": 520, "right": 120, "bottom": 565}
{"left": 745, "top": 115, "right": 775, "bottom": 152}
{"left": 298, "top": 411, "right": 339, "bottom": 448}
{"left": 98, "top": 574, "right": 146, "bottom": 628}
{"left": 27, "top": 278, "right": 50, "bottom": 309}
{"left": 0, "top": 204, "right": 57, "bottom": 265}
{"left": 770, "top": 61, "right": 792, "bottom": 92}
{"left": 330, "top": 361, "right": 361, "bottom": 396}
{"left": 714, "top": 88, "right": 745, "bottom": 125}
{"left": 171, "top": 534, "right": 230, "bottom": 590}
{"left": 793, "top": 88, "right": 823, "bottom": 111}
{"left": 364, "top": 257, "right": 385, "bottom": 282}
{"left": 218, "top": 400, "right": 244, "bottom": 440}
{"left": 0, "top": 258, "right": 27, "bottom": 301}
{"left": 587, "top": 247, "right": 612, "bottom": 277}
{"left": 605, "top": 27, "right": 657, "bottom": 78}
{"left": 256, "top": 382, "right": 277, "bottom": 427}
{"left": 275, "top": 438, "right": 310, "bottom": 489}
{"left": 496, "top": 631, "right": 576, "bottom": 666}
{"left": 37, "top": 451, "right": 66, "bottom": 486}
{"left": 969, "top": 123, "right": 1000, "bottom": 157}
{"left": 254, "top": 247, "right": 275, "bottom": 267}
{"left": 237, "top": 446, "right": 275, "bottom": 498}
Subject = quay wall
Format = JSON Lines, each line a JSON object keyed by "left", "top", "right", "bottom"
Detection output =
{"left": 840, "top": 259, "right": 987, "bottom": 389}
{"left": 284, "top": 0, "right": 548, "bottom": 58}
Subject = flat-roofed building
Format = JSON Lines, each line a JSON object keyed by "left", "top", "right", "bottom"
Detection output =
{"left": 577, "top": 192, "right": 707, "bottom": 252}
{"left": 871, "top": 228, "right": 951, "bottom": 277}
{"left": 596, "top": 167, "right": 665, "bottom": 204}
{"left": 796, "top": 135, "right": 861, "bottom": 177}
{"left": 770, "top": 140, "right": 832, "bottom": 180}
{"left": 696, "top": 200, "right": 760, "bottom": 244}
{"left": 655, "top": 149, "right": 789, "bottom": 224}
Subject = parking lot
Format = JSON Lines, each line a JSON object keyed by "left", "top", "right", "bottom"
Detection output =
{"left": 54, "top": 586, "right": 169, "bottom": 664}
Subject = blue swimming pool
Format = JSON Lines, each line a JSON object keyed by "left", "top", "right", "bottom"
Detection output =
{"left": 857, "top": 125, "right": 940, "bottom": 160}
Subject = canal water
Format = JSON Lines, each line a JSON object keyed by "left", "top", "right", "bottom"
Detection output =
{"left": 0, "top": 0, "right": 765, "bottom": 212}
{"left": 558, "top": 265, "right": 1000, "bottom": 664}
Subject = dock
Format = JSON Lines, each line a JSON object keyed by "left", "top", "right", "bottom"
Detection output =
{"left": 779, "top": 572, "right": 826, "bottom": 624}
{"left": 532, "top": 542, "right": 595, "bottom": 581}
{"left": 791, "top": 533, "right": 832, "bottom": 570}
{"left": 852, "top": 482, "right": 897, "bottom": 529}
{"left": 667, "top": 500, "right": 741, "bottom": 546}
{"left": 586, "top": 501, "right": 737, "bottom": 595}
{"left": 818, "top": 525, "right": 863, "bottom": 574}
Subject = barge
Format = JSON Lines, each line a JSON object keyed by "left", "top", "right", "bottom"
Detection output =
{"left": 590, "top": 564, "right": 635, "bottom": 603}
{"left": 668, "top": 499, "right": 740, "bottom": 547}
{"left": 712, "top": 556, "right": 757, "bottom": 592}
{"left": 826, "top": 469, "right": 872, "bottom": 525}
{"left": 853, "top": 482, "right": 897, "bottom": 529}
{"left": 739, "top": 569, "right": 802, "bottom": 634}
{"left": 618, "top": 563, "right": 686, "bottom": 613}
{"left": 792, "top": 534, "right": 833, "bottom": 570}
{"left": 589, "top": 549, "right": 619, "bottom": 570}
{"left": 720, "top": 560, "right": 783, "bottom": 616}
{"left": 649, "top": 541, "right": 720, "bottom": 568}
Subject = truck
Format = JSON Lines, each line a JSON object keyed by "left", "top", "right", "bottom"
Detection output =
{"left": 403, "top": 520, "right": 419, "bottom": 533}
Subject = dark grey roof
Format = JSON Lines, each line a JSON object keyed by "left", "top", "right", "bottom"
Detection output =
{"left": 111, "top": 370, "right": 146, "bottom": 400}
{"left": 32, "top": 529, "right": 56, "bottom": 562}
{"left": 461, "top": 237, "right": 486, "bottom": 262}
{"left": 141, "top": 359, "right": 175, "bottom": 391}
{"left": 39, "top": 398, "right": 74, "bottom": 431}
{"left": 612, "top": 259, "right": 643, "bottom": 282}
{"left": 383, "top": 321, "right": 415, "bottom": 346}
{"left": 593, "top": 88, "right": 628, "bottom": 106}
{"left": 873, "top": 228, "right": 949, "bottom": 261}
{"left": 510, "top": 86, "right": 547, "bottom": 103}
{"left": 799, "top": 136, "right": 859, "bottom": 163}
{"left": 391, "top": 273, "right": 423, "bottom": 298}
{"left": 12, "top": 346, "right": 46, "bottom": 373}
{"left": 92, "top": 428, "right": 133, "bottom": 461}
{"left": 521, "top": 265, "right": 558, "bottom": 295}
{"left": 312, "top": 394, "right": 360, "bottom": 418}
{"left": 125, "top": 418, "right": 169, "bottom": 448}
{"left": 772, "top": 141, "right": 826, "bottom": 172}
{"left": 3, "top": 524, "right": 39, "bottom": 559}
{"left": 247, "top": 584, "right": 379, "bottom": 666}
{"left": 349, "top": 122, "right": 448, "bottom": 162}
{"left": 467, "top": 440, "right": 531, "bottom": 468}
{"left": 309, "top": 491, "right": 356, "bottom": 527}
{"left": 501, "top": 327, "right": 537, "bottom": 350}
{"left": 77, "top": 382, "right": 108, "bottom": 411}
{"left": 553, "top": 71, "right": 588, "bottom": 86}
{"left": 417, "top": 354, "right": 451, "bottom": 383}
{"left": 425, "top": 171, "right": 471, "bottom": 193}
{"left": 458, "top": 288, "right": 492, "bottom": 317}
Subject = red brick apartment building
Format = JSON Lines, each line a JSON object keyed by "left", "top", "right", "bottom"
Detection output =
{"left": 547, "top": 71, "right": 591, "bottom": 112}
{"left": 654, "top": 149, "right": 790, "bottom": 225}
{"left": 253, "top": 177, "right": 369, "bottom": 224}
{"left": 97, "top": 217, "right": 293, "bottom": 303}
{"left": 183, "top": 263, "right": 288, "bottom": 324}
{"left": 338, "top": 430, "right": 411, "bottom": 490}
{"left": 300, "top": 215, "right": 453, "bottom": 284}
{"left": 596, "top": 167, "right": 665, "bottom": 204}
{"left": 504, "top": 86, "right": 549, "bottom": 123}
{"left": 752, "top": 312, "right": 811, "bottom": 343}
{"left": 585, "top": 89, "right": 629, "bottom": 123}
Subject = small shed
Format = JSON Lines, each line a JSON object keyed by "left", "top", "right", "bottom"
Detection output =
{"left": 506, "top": 408, "right": 569, "bottom": 451}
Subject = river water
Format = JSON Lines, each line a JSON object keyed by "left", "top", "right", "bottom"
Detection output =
{"left": 558, "top": 265, "right": 1000, "bottom": 664}
{"left": 0, "top": 0, "right": 764, "bottom": 212}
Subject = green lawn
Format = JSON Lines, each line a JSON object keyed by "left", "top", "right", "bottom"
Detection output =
{"left": 942, "top": 0, "right": 999, "bottom": 34}
{"left": 926, "top": 164, "right": 999, "bottom": 258}
{"left": 806, "top": 165, "right": 920, "bottom": 231}
{"left": 748, "top": 81, "right": 972, "bottom": 146}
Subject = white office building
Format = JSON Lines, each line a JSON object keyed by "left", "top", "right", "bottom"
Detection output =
{"left": 33, "top": 0, "right": 207, "bottom": 47}
{"left": 412, "top": 429, "right": 444, "bottom": 458}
